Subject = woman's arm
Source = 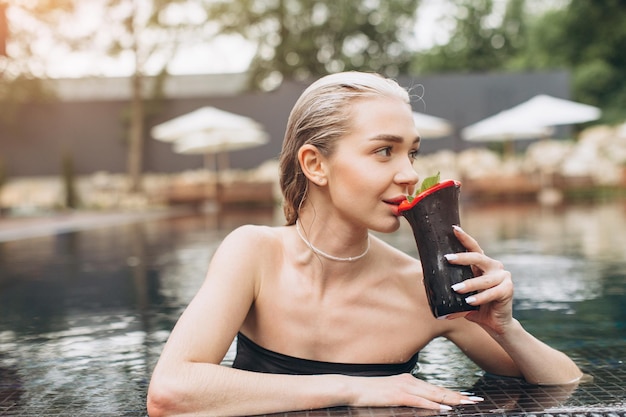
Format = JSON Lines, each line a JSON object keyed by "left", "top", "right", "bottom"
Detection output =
{"left": 148, "top": 361, "right": 354, "bottom": 416}
{"left": 444, "top": 315, "right": 582, "bottom": 385}
{"left": 443, "top": 226, "right": 583, "bottom": 385}
{"left": 146, "top": 225, "right": 350, "bottom": 416}
{"left": 147, "top": 225, "right": 481, "bottom": 416}
{"left": 149, "top": 361, "right": 485, "bottom": 416}
{"left": 148, "top": 225, "right": 347, "bottom": 416}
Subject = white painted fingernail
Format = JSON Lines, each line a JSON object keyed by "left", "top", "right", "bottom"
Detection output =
{"left": 452, "top": 225, "right": 464, "bottom": 233}
{"left": 459, "top": 391, "right": 474, "bottom": 395}
{"left": 440, "top": 405, "right": 452, "bottom": 411}
{"left": 465, "top": 296, "right": 477, "bottom": 304}
{"left": 469, "top": 396, "right": 484, "bottom": 402}
{"left": 444, "top": 253, "right": 458, "bottom": 261}
{"left": 451, "top": 282, "right": 465, "bottom": 291}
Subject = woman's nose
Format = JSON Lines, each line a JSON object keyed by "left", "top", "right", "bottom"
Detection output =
{"left": 395, "top": 161, "right": 419, "bottom": 191}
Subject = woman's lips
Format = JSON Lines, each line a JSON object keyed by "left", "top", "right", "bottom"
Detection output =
{"left": 384, "top": 196, "right": 407, "bottom": 216}
{"left": 385, "top": 196, "right": 407, "bottom": 205}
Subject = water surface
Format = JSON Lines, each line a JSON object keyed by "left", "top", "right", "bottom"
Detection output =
{"left": 0, "top": 203, "right": 624, "bottom": 416}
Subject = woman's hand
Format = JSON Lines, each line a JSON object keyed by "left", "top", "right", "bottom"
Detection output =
{"left": 441, "top": 226, "right": 582, "bottom": 386}
{"left": 351, "top": 373, "right": 483, "bottom": 411}
{"left": 444, "top": 225, "right": 514, "bottom": 335}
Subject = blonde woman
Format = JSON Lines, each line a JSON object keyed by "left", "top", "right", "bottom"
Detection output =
{"left": 147, "top": 71, "right": 582, "bottom": 417}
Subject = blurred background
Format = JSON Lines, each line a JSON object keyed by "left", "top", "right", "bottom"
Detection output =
{"left": 1, "top": 2, "right": 626, "bottom": 416}
{"left": 1, "top": 0, "right": 625, "bottom": 215}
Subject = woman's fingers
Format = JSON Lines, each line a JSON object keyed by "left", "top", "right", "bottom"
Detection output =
{"left": 453, "top": 274, "right": 513, "bottom": 306}
{"left": 446, "top": 263, "right": 512, "bottom": 302}
{"left": 402, "top": 389, "right": 481, "bottom": 411}
{"left": 452, "top": 225, "right": 483, "bottom": 254}
{"left": 443, "top": 236, "right": 513, "bottom": 306}
{"left": 447, "top": 267, "right": 510, "bottom": 291}
{"left": 444, "top": 251, "right": 503, "bottom": 277}
{"left": 445, "top": 227, "right": 515, "bottom": 330}
{"left": 402, "top": 375, "right": 484, "bottom": 408}
{"left": 372, "top": 374, "right": 484, "bottom": 410}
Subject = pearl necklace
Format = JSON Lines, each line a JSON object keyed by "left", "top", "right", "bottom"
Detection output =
{"left": 295, "top": 219, "right": 370, "bottom": 262}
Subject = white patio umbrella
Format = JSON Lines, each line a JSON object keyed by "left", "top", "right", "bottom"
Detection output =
{"left": 173, "top": 128, "right": 269, "bottom": 155}
{"left": 505, "top": 94, "right": 601, "bottom": 127}
{"left": 461, "top": 108, "right": 554, "bottom": 143}
{"left": 151, "top": 106, "right": 269, "bottom": 165}
{"left": 173, "top": 128, "right": 269, "bottom": 202}
{"left": 462, "top": 94, "right": 601, "bottom": 142}
{"left": 151, "top": 107, "right": 269, "bottom": 207}
{"left": 174, "top": 126, "right": 268, "bottom": 171}
{"left": 412, "top": 112, "right": 454, "bottom": 139}
{"left": 151, "top": 106, "right": 262, "bottom": 142}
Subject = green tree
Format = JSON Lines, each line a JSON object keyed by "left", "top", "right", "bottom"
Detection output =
{"left": 91, "top": 0, "right": 180, "bottom": 192}
{"left": 514, "top": 1, "right": 626, "bottom": 122}
{"left": 413, "top": 0, "right": 626, "bottom": 123}
{"left": 1, "top": 1, "right": 217, "bottom": 192}
{"left": 99, "top": 0, "right": 215, "bottom": 192}
{"left": 206, "top": 0, "right": 421, "bottom": 90}
{"left": 412, "top": 0, "right": 529, "bottom": 73}
{"left": 0, "top": 0, "right": 76, "bottom": 125}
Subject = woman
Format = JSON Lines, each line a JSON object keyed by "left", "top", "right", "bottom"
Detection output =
{"left": 147, "top": 71, "right": 582, "bottom": 417}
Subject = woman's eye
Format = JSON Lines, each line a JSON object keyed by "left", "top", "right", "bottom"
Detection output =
{"left": 375, "top": 147, "right": 392, "bottom": 157}
{"left": 409, "top": 149, "right": 420, "bottom": 161}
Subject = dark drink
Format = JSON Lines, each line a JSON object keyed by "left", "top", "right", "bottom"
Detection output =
{"left": 400, "top": 180, "right": 478, "bottom": 319}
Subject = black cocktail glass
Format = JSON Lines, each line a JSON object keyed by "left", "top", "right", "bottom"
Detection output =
{"left": 400, "top": 180, "right": 478, "bottom": 319}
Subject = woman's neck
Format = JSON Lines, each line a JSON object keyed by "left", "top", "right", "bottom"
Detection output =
{"left": 295, "top": 215, "right": 370, "bottom": 263}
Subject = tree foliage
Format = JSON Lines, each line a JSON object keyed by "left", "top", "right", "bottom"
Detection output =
{"left": 0, "top": 0, "right": 76, "bottom": 124}
{"left": 101, "top": 1, "right": 171, "bottom": 191}
{"left": 1, "top": 1, "right": 217, "bottom": 191}
{"left": 516, "top": 1, "right": 626, "bottom": 122}
{"left": 412, "top": 0, "right": 528, "bottom": 73}
{"left": 413, "top": 0, "right": 626, "bottom": 123}
{"left": 95, "top": 0, "right": 216, "bottom": 192}
{"left": 206, "top": 0, "right": 420, "bottom": 90}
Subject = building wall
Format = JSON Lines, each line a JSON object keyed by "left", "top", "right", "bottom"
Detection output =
{"left": 0, "top": 70, "right": 569, "bottom": 177}
{"left": 397, "top": 71, "right": 571, "bottom": 154}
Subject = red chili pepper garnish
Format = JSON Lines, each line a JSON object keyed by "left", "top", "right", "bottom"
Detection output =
{"left": 398, "top": 179, "right": 461, "bottom": 212}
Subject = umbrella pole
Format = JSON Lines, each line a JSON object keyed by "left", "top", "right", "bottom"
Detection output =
{"left": 215, "top": 152, "right": 222, "bottom": 211}
{"left": 216, "top": 152, "right": 231, "bottom": 210}
{"left": 203, "top": 153, "right": 219, "bottom": 212}
{"left": 504, "top": 139, "right": 514, "bottom": 160}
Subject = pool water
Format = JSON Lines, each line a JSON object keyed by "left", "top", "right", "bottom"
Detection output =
{"left": 0, "top": 204, "right": 624, "bottom": 416}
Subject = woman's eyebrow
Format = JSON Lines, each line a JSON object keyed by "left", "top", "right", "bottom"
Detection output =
{"left": 369, "top": 134, "right": 421, "bottom": 145}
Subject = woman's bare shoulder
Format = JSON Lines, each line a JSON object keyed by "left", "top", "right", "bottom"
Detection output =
{"left": 204, "top": 224, "right": 286, "bottom": 292}
{"left": 372, "top": 235, "right": 421, "bottom": 271}
{"left": 226, "top": 223, "right": 282, "bottom": 241}
{"left": 218, "top": 224, "right": 286, "bottom": 259}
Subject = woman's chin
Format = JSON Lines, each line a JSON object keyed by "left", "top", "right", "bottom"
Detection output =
{"left": 370, "top": 217, "right": 402, "bottom": 234}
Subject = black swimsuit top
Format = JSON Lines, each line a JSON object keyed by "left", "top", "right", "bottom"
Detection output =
{"left": 232, "top": 332, "right": 419, "bottom": 376}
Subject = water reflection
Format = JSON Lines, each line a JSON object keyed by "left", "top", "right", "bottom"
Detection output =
{"left": 461, "top": 202, "right": 626, "bottom": 262}
{"left": 0, "top": 204, "right": 624, "bottom": 415}
{"left": 459, "top": 202, "right": 626, "bottom": 349}
{"left": 498, "top": 253, "right": 601, "bottom": 312}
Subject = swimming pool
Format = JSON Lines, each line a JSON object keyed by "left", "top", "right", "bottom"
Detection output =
{"left": 0, "top": 203, "right": 624, "bottom": 416}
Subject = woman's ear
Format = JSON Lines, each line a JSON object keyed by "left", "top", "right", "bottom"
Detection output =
{"left": 298, "top": 144, "right": 328, "bottom": 186}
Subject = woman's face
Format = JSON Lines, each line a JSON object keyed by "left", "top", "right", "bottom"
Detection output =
{"left": 325, "top": 96, "right": 421, "bottom": 233}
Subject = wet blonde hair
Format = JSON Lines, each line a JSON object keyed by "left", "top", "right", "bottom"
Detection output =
{"left": 279, "top": 71, "right": 410, "bottom": 225}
